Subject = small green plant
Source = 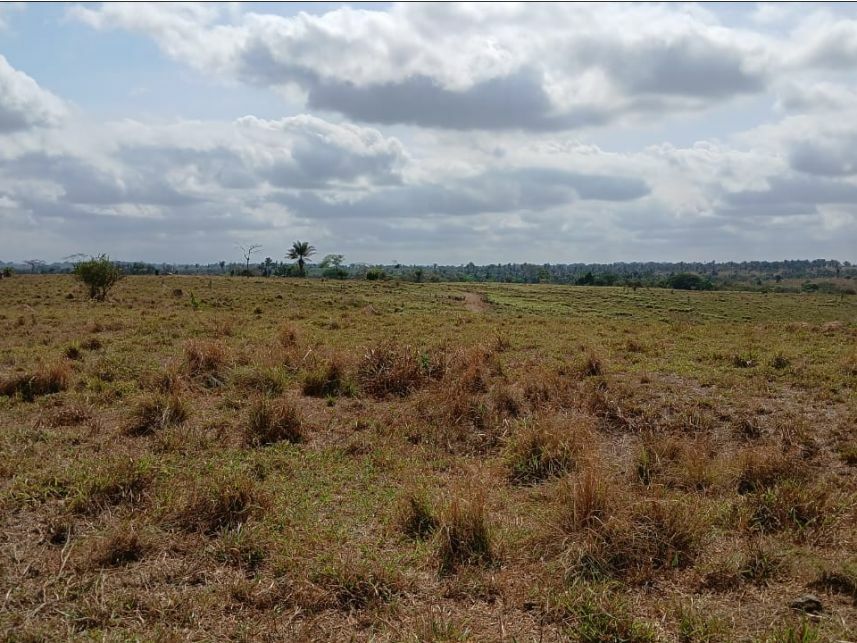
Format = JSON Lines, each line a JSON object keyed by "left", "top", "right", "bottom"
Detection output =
{"left": 73, "top": 254, "right": 123, "bottom": 301}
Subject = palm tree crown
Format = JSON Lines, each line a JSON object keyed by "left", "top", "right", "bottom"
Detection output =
{"left": 287, "top": 241, "right": 316, "bottom": 277}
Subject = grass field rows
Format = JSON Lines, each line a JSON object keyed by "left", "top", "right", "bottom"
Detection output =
{"left": 0, "top": 276, "right": 855, "bottom": 641}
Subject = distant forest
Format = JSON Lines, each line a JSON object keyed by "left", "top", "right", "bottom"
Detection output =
{"left": 1, "top": 258, "right": 855, "bottom": 294}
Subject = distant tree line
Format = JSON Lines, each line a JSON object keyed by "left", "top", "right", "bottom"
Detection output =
{"left": 1, "top": 255, "right": 854, "bottom": 294}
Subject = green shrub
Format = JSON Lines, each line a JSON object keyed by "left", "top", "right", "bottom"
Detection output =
{"left": 73, "top": 255, "right": 123, "bottom": 301}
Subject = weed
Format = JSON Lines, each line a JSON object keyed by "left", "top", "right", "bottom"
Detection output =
{"left": 89, "top": 524, "right": 148, "bottom": 568}
{"left": 215, "top": 525, "right": 268, "bottom": 571}
{"left": 549, "top": 585, "right": 657, "bottom": 642}
{"left": 70, "top": 458, "right": 152, "bottom": 514}
{"left": 312, "top": 558, "right": 403, "bottom": 611}
{"left": 811, "top": 559, "right": 857, "bottom": 602}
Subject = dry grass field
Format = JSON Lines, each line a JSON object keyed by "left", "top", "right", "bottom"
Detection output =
{"left": 1, "top": 275, "right": 855, "bottom": 641}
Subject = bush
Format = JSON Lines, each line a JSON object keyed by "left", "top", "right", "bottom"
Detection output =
{"left": 73, "top": 255, "right": 123, "bottom": 301}
{"left": 666, "top": 273, "right": 714, "bottom": 291}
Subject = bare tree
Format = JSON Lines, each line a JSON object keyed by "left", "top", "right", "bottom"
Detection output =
{"left": 238, "top": 244, "right": 262, "bottom": 274}
{"left": 25, "top": 259, "right": 46, "bottom": 274}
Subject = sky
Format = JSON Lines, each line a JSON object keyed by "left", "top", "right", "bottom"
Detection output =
{"left": 1, "top": 2, "right": 857, "bottom": 265}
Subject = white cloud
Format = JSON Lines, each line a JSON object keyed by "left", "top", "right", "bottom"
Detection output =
{"left": 69, "top": 2, "right": 776, "bottom": 131}
{"left": 0, "top": 55, "right": 67, "bottom": 132}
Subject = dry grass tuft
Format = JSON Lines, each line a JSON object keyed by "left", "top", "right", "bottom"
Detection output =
{"left": 395, "top": 491, "right": 439, "bottom": 540}
{"left": 71, "top": 458, "right": 152, "bottom": 514}
{"left": 566, "top": 496, "right": 705, "bottom": 584}
{"left": 89, "top": 524, "right": 148, "bottom": 568}
{"left": 125, "top": 393, "right": 188, "bottom": 436}
{"left": 302, "top": 355, "right": 354, "bottom": 397}
{"left": 183, "top": 339, "right": 227, "bottom": 381}
{"left": 357, "top": 342, "right": 425, "bottom": 398}
{"left": 166, "top": 472, "right": 268, "bottom": 535}
{"left": 506, "top": 415, "right": 591, "bottom": 484}
{"left": 277, "top": 322, "right": 300, "bottom": 349}
{"left": 245, "top": 397, "right": 304, "bottom": 446}
{"left": 437, "top": 490, "right": 494, "bottom": 574}
{"left": 555, "top": 463, "right": 614, "bottom": 533}
{"left": 577, "top": 350, "right": 605, "bottom": 377}
{"left": 0, "top": 362, "right": 70, "bottom": 401}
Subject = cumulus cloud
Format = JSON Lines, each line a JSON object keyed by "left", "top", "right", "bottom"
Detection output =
{"left": 0, "top": 55, "right": 66, "bottom": 132}
{"left": 69, "top": 2, "right": 774, "bottom": 131}
{"left": 3, "top": 3, "right": 857, "bottom": 263}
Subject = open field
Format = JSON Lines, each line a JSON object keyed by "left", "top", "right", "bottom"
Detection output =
{"left": 1, "top": 275, "right": 855, "bottom": 641}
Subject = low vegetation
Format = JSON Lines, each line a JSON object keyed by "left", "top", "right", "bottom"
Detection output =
{"left": 0, "top": 274, "right": 854, "bottom": 640}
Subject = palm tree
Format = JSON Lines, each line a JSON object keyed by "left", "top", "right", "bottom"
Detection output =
{"left": 287, "top": 241, "right": 316, "bottom": 277}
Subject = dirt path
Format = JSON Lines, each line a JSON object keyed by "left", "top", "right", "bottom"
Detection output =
{"left": 462, "top": 291, "right": 491, "bottom": 313}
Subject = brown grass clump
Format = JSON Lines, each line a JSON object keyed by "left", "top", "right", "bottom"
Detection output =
{"left": 555, "top": 464, "right": 614, "bottom": 533}
{"left": 311, "top": 559, "right": 404, "bottom": 611}
{"left": 245, "top": 397, "right": 304, "bottom": 446}
{"left": 0, "top": 362, "right": 69, "bottom": 402}
{"left": 566, "top": 496, "right": 705, "bottom": 584}
{"left": 745, "top": 481, "right": 841, "bottom": 540}
{"left": 89, "top": 524, "right": 148, "bottom": 568}
{"left": 277, "top": 322, "right": 299, "bottom": 349}
{"left": 736, "top": 446, "right": 803, "bottom": 494}
{"left": 505, "top": 415, "right": 591, "bottom": 484}
{"left": 302, "top": 355, "right": 354, "bottom": 397}
{"left": 183, "top": 339, "right": 227, "bottom": 380}
{"left": 124, "top": 393, "right": 188, "bottom": 436}
{"left": 437, "top": 490, "right": 494, "bottom": 574}
{"left": 577, "top": 350, "right": 605, "bottom": 378}
{"left": 357, "top": 342, "right": 425, "bottom": 398}
{"left": 167, "top": 472, "right": 267, "bottom": 535}
{"left": 71, "top": 458, "right": 152, "bottom": 514}
{"left": 395, "top": 491, "right": 439, "bottom": 540}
